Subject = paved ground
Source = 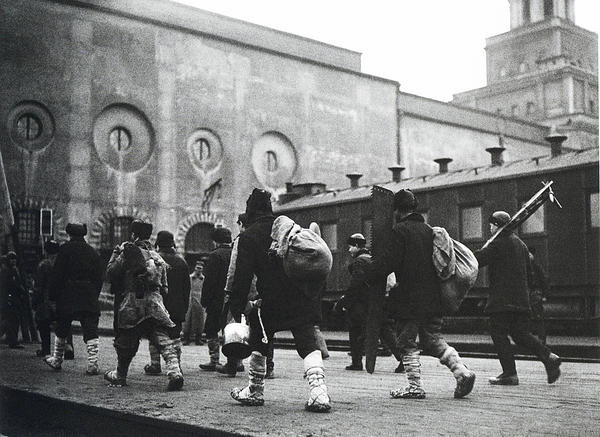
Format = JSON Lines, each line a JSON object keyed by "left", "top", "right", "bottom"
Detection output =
{"left": 1, "top": 336, "right": 599, "bottom": 436}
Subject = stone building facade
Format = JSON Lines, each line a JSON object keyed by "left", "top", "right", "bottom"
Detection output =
{"left": 0, "top": 0, "right": 399, "bottom": 266}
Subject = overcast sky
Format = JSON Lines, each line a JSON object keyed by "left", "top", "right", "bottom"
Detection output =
{"left": 172, "top": 0, "right": 599, "bottom": 102}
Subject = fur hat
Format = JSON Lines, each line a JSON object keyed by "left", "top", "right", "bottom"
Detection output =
{"left": 394, "top": 189, "right": 418, "bottom": 211}
{"left": 66, "top": 223, "right": 87, "bottom": 237}
{"left": 155, "top": 230, "right": 175, "bottom": 248}
{"left": 211, "top": 227, "right": 232, "bottom": 244}
{"left": 6, "top": 251, "right": 17, "bottom": 261}
{"left": 245, "top": 188, "right": 273, "bottom": 217}
{"left": 489, "top": 211, "right": 511, "bottom": 227}
{"left": 237, "top": 213, "right": 248, "bottom": 226}
{"left": 44, "top": 240, "right": 60, "bottom": 254}
{"left": 130, "top": 220, "right": 153, "bottom": 240}
{"left": 347, "top": 233, "right": 367, "bottom": 247}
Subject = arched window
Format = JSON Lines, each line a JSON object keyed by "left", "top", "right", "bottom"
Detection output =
{"left": 526, "top": 102, "right": 536, "bottom": 116}
{"left": 522, "top": 0, "right": 531, "bottom": 23}
{"left": 544, "top": 0, "right": 554, "bottom": 17}
{"left": 266, "top": 150, "right": 278, "bottom": 172}
{"left": 16, "top": 209, "right": 40, "bottom": 245}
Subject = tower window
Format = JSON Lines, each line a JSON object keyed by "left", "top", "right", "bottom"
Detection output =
{"left": 526, "top": 102, "right": 536, "bottom": 116}
{"left": 544, "top": 0, "right": 553, "bottom": 17}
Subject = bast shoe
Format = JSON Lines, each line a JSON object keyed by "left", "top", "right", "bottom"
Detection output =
{"left": 390, "top": 386, "right": 426, "bottom": 399}
{"left": 488, "top": 373, "right": 519, "bottom": 385}
{"left": 544, "top": 353, "right": 561, "bottom": 384}
{"left": 167, "top": 375, "right": 184, "bottom": 391}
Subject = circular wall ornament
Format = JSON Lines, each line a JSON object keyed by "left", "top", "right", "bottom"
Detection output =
{"left": 251, "top": 132, "right": 297, "bottom": 189}
{"left": 186, "top": 129, "right": 223, "bottom": 172}
{"left": 7, "top": 101, "right": 55, "bottom": 152}
{"left": 93, "top": 104, "right": 154, "bottom": 173}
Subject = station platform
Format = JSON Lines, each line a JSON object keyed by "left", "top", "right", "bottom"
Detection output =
{"left": 1, "top": 335, "right": 599, "bottom": 436}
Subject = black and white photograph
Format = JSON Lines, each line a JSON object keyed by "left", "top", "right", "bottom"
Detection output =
{"left": 0, "top": 0, "right": 598, "bottom": 435}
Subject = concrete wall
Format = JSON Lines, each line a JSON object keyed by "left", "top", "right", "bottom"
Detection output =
{"left": 0, "top": 0, "right": 398, "bottom": 255}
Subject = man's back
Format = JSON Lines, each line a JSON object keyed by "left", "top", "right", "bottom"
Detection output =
{"left": 391, "top": 213, "right": 441, "bottom": 316}
{"left": 158, "top": 249, "right": 190, "bottom": 323}
{"left": 476, "top": 232, "right": 530, "bottom": 314}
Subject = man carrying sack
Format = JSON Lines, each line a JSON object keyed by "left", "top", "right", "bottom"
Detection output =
{"left": 365, "top": 189, "right": 476, "bottom": 399}
{"left": 228, "top": 189, "right": 331, "bottom": 412}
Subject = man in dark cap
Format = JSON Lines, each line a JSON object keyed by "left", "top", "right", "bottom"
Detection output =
{"left": 44, "top": 223, "right": 103, "bottom": 375}
{"left": 365, "top": 189, "right": 475, "bottom": 400}
{"left": 199, "top": 226, "right": 233, "bottom": 371}
{"left": 143, "top": 230, "right": 190, "bottom": 375}
{"left": 229, "top": 188, "right": 331, "bottom": 412}
{"left": 475, "top": 211, "right": 561, "bottom": 386}
{"left": 104, "top": 220, "right": 184, "bottom": 391}
{"left": 0, "top": 252, "right": 27, "bottom": 349}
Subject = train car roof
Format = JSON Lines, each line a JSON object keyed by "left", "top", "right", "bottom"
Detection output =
{"left": 275, "top": 147, "right": 599, "bottom": 212}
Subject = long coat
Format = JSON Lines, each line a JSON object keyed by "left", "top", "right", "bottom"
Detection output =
{"left": 229, "top": 214, "right": 322, "bottom": 333}
{"left": 367, "top": 213, "right": 442, "bottom": 318}
{"left": 50, "top": 237, "right": 103, "bottom": 316}
{"left": 475, "top": 231, "right": 531, "bottom": 314}
{"left": 201, "top": 243, "right": 232, "bottom": 333}
{"left": 157, "top": 248, "right": 190, "bottom": 323}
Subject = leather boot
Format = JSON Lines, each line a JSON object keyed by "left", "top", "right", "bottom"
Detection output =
{"left": 304, "top": 350, "right": 331, "bottom": 412}
{"left": 199, "top": 337, "right": 221, "bottom": 370}
{"left": 231, "top": 352, "right": 266, "bottom": 406}
{"left": 144, "top": 343, "right": 162, "bottom": 375}
{"left": 544, "top": 353, "right": 561, "bottom": 384}
{"left": 44, "top": 336, "right": 66, "bottom": 370}
{"left": 440, "top": 346, "right": 476, "bottom": 398}
{"left": 86, "top": 338, "right": 100, "bottom": 375}
{"left": 391, "top": 351, "right": 425, "bottom": 399}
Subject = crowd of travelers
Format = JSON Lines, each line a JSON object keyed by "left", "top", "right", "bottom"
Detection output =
{"left": 1, "top": 187, "right": 560, "bottom": 413}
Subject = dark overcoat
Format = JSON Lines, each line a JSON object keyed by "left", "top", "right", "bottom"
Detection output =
{"left": 201, "top": 243, "right": 232, "bottom": 333}
{"left": 367, "top": 213, "right": 442, "bottom": 318}
{"left": 50, "top": 237, "right": 103, "bottom": 316}
{"left": 33, "top": 256, "right": 56, "bottom": 322}
{"left": 157, "top": 248, "right": 190, "bottom": 323}
{"left": 475, "top": 231, "right": 531, "bottom": 314}
{"left": 229, "top": 214, "right": 322, "bottom": 333}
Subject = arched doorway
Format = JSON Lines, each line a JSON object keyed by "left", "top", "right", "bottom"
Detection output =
{"left": 184, "top": 222, "right": 214, "bottom": 267}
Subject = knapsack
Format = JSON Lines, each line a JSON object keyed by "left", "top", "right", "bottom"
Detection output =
{"left": 270, "top": 216, "right": 333, "bottom": 280}
{"left": 432, "top": 227, "right": 479, "bottom": 314}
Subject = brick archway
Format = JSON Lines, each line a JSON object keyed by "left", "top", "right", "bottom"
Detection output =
{"left": 88, "top": 206, "right": 151, "bottom": 250}
{"left": 174, "top": 211, "right": 225, "bottom": 254}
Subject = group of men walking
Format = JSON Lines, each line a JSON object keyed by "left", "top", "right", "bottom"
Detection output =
{"left": 339, "top": 189, "right": 561, "bottom": 400}
{"left": 2, "top": 185, "right": 561, "bottom": 414}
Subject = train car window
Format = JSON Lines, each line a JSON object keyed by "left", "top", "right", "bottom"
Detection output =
{"left": 460, "top": 206, "right": 483, "bottom": 240}
{"left": 321, "top": 223, "right": 338, "bottom": 251}
{"left": 590, "top": 192, "right": 599, "bottom": 228}
{"left": 520, "top": 203, "right": 545, "bottom": 234}
{"left": 362, "top": 219, "right": 372, "bottom": 247}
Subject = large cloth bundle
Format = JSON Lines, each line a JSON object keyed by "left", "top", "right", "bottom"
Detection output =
{"left": 432, "top": 227, "right": 479, "bottom": 314}
{"left": 270, "top": 215, "right": 333, "bottom": 281}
